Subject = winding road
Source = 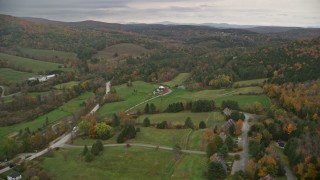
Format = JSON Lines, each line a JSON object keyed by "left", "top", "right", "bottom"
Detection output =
{"left": 0, "top": 85, "right": 20, "bottom": 98}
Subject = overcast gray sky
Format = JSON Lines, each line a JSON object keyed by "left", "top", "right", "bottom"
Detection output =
{"left": 0, "top": 0, "right": 319, "bottom": 27}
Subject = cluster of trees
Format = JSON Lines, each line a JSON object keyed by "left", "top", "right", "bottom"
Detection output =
{"left": 78, "top": 116, "right": 113, "bottom": 140}
{"left": 264, "top": 80, "right": 320, "bottom": 121}
{"left": 221, "top": 100, "right": 239, "bottom": 110}
{"left": 144, "top": 103, "right": 157, "bottom": 114}
{"left": 166, "top": 100, "right": 215, "bottom": 113}
{"left": 82, "top": 140, "right": 104, "bottom": 162}
{"left": 117, "top": 125, "right": 138, "bottom": 143}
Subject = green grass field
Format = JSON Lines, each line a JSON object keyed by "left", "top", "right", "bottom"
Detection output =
{"left": 0, "top": 53, "right": 67, "bottom": 73}
{"left": 130, "top": 86, "right": 269, "bottom": 112}
{"left": 187, "top": 130, "right": 206, "bottom": 151}
{"left": 233, "top": 78, "right": 268, "bottom": 87}
{"left": 0, "top": 92, "right": 93, "bottom": 146}
{"left": 162, "top": 73, "right": 190, "bottom": 87}
{"left": 0, "top": 68, "right": 36, "bottom": 82}
{"left": 171, "top": 154, "right": 207, "bottom": 179}
{"left": 127, "top": 127, "right": 191, "bottom": 148}
{"left": 19, "top": 48, "right": 77, "bottom": 61}
{"left": 137, "top": 111, "right": 225, "bottom": 127}
{"left": 41, "top": 147, "right": 173, "bottom": 180}
{"left": 98, "top": 81, "right": 157, "bottom": 117}
{"left": 54, "top": 81, "right": 79, "bottom": 90}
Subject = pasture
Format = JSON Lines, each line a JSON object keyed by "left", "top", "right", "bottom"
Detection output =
{"left": 54, "top": 81, "right": 79, "bottom": 90}
{"left": 41, "top": 147, "right": 174, "bottom": 180}
{"left": 19, "top": 48, "right": 77, "bottom": 62}
{"left": 137, "top": 111, "right": 225, "bottom": 127}
{"left": 0, "top": 53, "right": 67, "bottom": 73}
{"left": 0, "top": 68, "right": 36, "bottom": 82}
{"left": 233, "top": 78, "right": 268, "bottom": 87}
{"left": 0, "top": 92, "right": 93, "bottom": 146}
{"left": 162, "top": 73, "right": 190, "bottom": 87}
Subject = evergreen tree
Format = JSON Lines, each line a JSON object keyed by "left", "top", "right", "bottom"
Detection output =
{"left": 143, "top": 117, "right": 151, "bottom": 127}
{"left": 91, "top": 143, "right": 100, "bottom": 156}
{"left": 199, "top": 121, "right": 206, "bottom": 129}
{"left": 144, "top": 103, "right": 150, "bottom": 114}
{"left": 225, "top": 136, "right": 234, "bottom": 150}
{"left": 83, "top": 145, "right": 89, "bottom": 156}
{"left": 208, "top": 161, "right": 227, "bottom": 180}
{"left": 150, "top": 103, "right": 156, "bottom": 113}
{"left": 219, "top": 144, "right": 229, "bottom": 158}
{"left": 184, "top": 117, "right": 194, "bottom": 129}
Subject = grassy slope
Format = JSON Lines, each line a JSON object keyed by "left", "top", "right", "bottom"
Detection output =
{"left": 19, "top": 48, "right": 77, "bottom": 61}
{"left": 0, "top": 53, "right": 67, "bottom": 72}
{"left": 162, "top": 73, "right": 190, "bottom": 87}
{"left": 233, "top": 78, "right": 268, "bottom": 86}
{"left": 54, "top": 81, "right": 79, "bottom": 90}
{"left": 127, "top": 127, "right": 191, "bottom": 148}
{"left": 137, "top": 111, "right": 225, "bottom": 127}
{"left": 41, "top": 147, "right": 173, "bottom": 180}
{"left": 171, "top": 154, "right": 207, "bottom": 180}
{"left": 0, "top": 92, "right": 93, "bottom": 146}
{"left": 98, "top": 81, "right": 157, "bottom": 117}
{"left": 0, "top": 68, "right": 36, "bottom": 82}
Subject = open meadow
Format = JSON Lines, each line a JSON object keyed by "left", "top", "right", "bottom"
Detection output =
{"left": 19, "top": 48, "right": 77, "bottom": 62}
{"left": 0, "top": 68, "right": 36, "bottom": 83}
{"left": 162, "top": 73, "right": 190, "bottom": 87}
{"left": 41, "top": 147, "right": 175, "bottom": 180}
{"left": 0, "top": 53, "right": 68, "bottom": 73}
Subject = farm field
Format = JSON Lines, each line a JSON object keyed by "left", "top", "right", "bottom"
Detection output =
{"left": 137, "top": 111, "right": 225, "bottom": 127}
{"left": 0, "top": 92, "right": 93, "bottom": 147}
{"left": 18, "top": 48, "right": 77, "bottom": 62}
{"left": 130, "top": 86, "right": 269, "bottom": 112}
{"left": 233, "top": 78, "right": 268, "bottom": 87}
{"left": 54, "top": 81, "right": 79, "bottom": 90}
{"left": 0, "top": 68, "right": 36, "bottom": 82}
{"left": 0, "top": 53, "right": 68, "bottom": 73}
{"left": 41, "top": 147, "right": 174, "bottom": 180}
{"left": 98, "top": 81, "right": 157, "bottom": 117}
{"left": 162, "top": 73, "right": 190, "bottom": 87}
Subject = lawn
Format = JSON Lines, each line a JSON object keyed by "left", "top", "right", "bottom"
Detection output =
{"left": 41, "top": 147, "right": 173, "bottom": 180}
{"left": 0, "top": 52, "right": 67, "bottom": 73}
{"left": 0, "top": 68, "right": 36, "bottom": 82}
{"left": 187, "top": 129, "right": 206, "bottom": 151}
{"left": 127, "top": 127, "right": 191, "bottom": 148}
{"left": 162, "top": 73, "right": 190, "bottom": 87}
{"left": 137, "top": 111, "right": 225, "bottom": 127}
{"left": 19, "top": 48, "right": 77, "bottom": 62}
{"left": 130, "top": 86, "right": 268, "bottom": 112}
{"left": 171, "top": 154, "right": 207, "bottom": 180}
{"left": 54, "top": 81, "right": 79, "bottom": 90}
{"left": 233, "top": 78, "right": 268, "bottom": 87}
{"left": 0, "top": 92, "right": 93, "bottom": 146}
{"left": 98, "top": 81, "right": 157, "bottom": 117}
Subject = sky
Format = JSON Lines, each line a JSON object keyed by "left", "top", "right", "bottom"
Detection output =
{"left": 0, "top": 0, "right": 319, "bottom": 27}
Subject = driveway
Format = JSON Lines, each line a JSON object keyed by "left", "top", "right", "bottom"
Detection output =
{"left": 231, "top": 113, "right": 255, "bottom": 174}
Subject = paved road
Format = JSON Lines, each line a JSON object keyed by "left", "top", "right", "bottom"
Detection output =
{"left": 62, "top": 143, "right": 206, "bottom": 155}
{"left": 231, "top": 113, "right": 255, "bottom": 174}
